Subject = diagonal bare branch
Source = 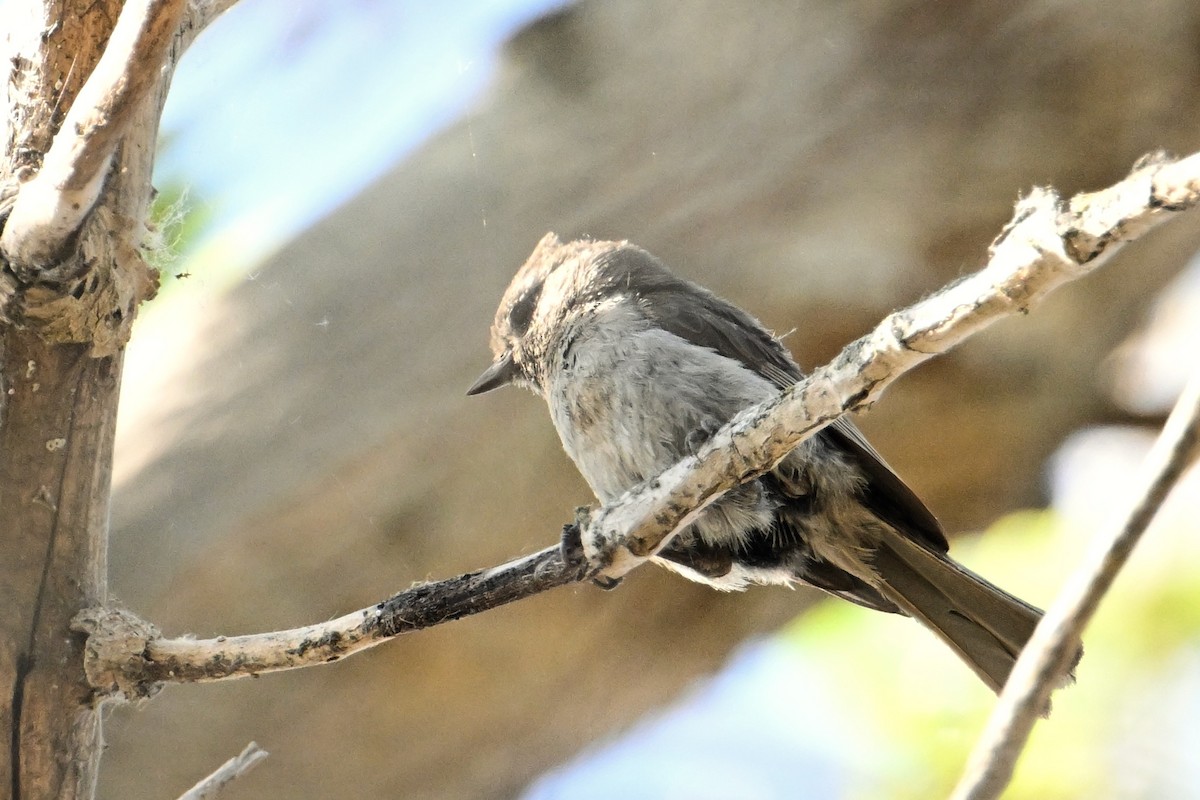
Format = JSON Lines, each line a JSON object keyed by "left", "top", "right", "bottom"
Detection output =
{"left": 948, "top": 367, "right": 1200, "bottom": 800}
{"left": 77, "top": 150, "right": 1200, "bottom": 697}
{"left": 580, "top": 150, "right": 1200, "bottom": 580}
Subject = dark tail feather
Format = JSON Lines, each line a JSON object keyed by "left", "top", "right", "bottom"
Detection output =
{"left": 869, "top": 525, "right": 1081, "bottom": 697}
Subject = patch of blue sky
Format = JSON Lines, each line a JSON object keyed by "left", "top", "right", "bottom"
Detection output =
{"left": 157, "top": 0, "right": 570, "bottom": 257}
{"left": 522, "top": 638, "right": 877, "bottom": 800}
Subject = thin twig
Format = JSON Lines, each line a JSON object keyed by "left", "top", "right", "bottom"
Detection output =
{"left": 176, "top": 742, "right": 268, "bottom": 800}
{"left": 0, "top": 0, "right": 187, "bottom": 268}
{"left": 77, "top": 545, "right": 581, "bottom": 690}
{"left": 77, "top": 150, "right": 1200, "bottom": 695}
{"left": 948, "top": 369, "right": 1200, "bottom": 800}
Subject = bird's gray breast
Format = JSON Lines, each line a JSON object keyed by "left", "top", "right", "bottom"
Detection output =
{"left": 545, "top": 302, "right": 776, "bottom": 505}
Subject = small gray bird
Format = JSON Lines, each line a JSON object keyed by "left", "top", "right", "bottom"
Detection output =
{"left": 469, "top": 233, "right": 1077, "bottom": 694}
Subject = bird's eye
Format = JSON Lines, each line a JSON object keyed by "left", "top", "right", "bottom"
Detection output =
{"left": 507, "top": 283, "right": 542, "bottom": 337}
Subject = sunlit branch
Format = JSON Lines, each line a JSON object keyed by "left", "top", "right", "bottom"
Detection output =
{"left": 75, "top": 546, "right": 580, "bottom": 690}
{"left": 76, "top": 150, "right": 1200, "bottom": 698}
{"left": 949, "top": 367, "right": 1200, "bottom": 800}
{"left": 581, "top": 151, "right": 1200, "bottom": 581}
{"left": 1, "top": 0, "right": 187, "bottom": 268}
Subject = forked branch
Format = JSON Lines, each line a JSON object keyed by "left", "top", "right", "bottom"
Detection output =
{"left": 1, "top": 0, "right": 187, "bottom": 269}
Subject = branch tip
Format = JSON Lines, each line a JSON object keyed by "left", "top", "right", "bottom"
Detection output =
{"left": 177, "top": 741, "right": 268, "bottom": 800}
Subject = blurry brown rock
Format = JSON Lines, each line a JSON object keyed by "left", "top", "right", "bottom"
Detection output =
{"left": 102, "top": 2, "right": 1200, "bottom": 797}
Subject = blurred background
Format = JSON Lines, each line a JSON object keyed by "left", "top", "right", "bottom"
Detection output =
{"left": 99, "top": 1, "right": 1200, "bottom": 797}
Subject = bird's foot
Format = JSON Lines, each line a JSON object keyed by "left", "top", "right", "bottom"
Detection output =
{"left": 684, "top": 419, "right": 721, "bottom": 456}
{"left": 560, "top": 506, "right": 623, "bottom": 590}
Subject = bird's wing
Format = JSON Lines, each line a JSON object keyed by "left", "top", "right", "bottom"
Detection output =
{"left": 823, "top": 419, "right": 947, "bottom": 552}
{"left": 635, "top": 273, "right": 947, "bottom": 553}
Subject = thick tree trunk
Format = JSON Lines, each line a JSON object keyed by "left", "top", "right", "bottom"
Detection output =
{"left": 1, "top": 0, "right": 169, "bottom": 795}
{"left": 0, "top": 332, "right": 120, "bottom": 798}
{"left": 0, "top": 3, "right": 119, "bottom": 795}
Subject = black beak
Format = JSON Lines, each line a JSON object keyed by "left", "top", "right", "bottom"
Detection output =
{"left": 466, "top": 351, "right": 518, "bottom": 396}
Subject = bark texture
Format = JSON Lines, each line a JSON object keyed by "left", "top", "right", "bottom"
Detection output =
{"left": 0, "top": 334, "right": 120, "bottom": 800}
{"left": 1, "top": 2, "right": 124, "bottom": 795}
{"left": 2, "top": 0, "right": 176, "bottom": 795}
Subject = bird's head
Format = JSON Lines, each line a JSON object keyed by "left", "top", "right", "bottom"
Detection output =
{"left": 467, "top": 232, "right": 646, "bottom": 396}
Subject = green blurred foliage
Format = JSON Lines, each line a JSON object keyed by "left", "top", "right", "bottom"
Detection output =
{"left": 143, "top": 160, "right": 225, "bottom": 302}
{"left": 781, "top": 507, "right": 1200, "bottom": 799}
{"left": 145, "top": 178, "right": 212, "bottom": 295}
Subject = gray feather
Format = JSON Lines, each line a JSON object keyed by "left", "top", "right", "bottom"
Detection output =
{"left": 473, "top": 235, "right": 1082, "bottom": 695}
